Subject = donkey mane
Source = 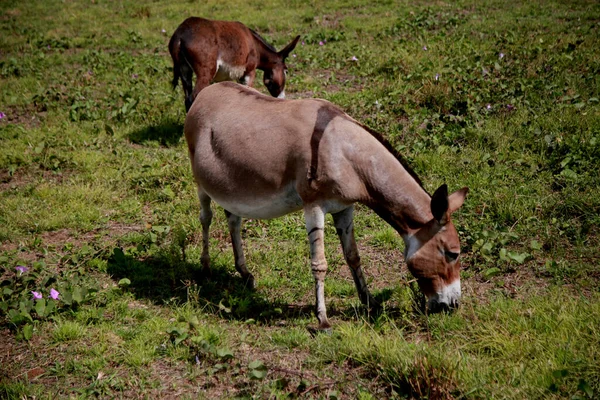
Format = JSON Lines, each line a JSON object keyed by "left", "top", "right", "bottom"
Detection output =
{"left": 249, "top": 29, "right": 277, "bottom": 53}
{"left": 354, "top": 120, "right": 424, "bottom": 189}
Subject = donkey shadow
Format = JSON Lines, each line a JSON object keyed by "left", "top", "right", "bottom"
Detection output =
{"left": 105, "top": 246, "right": 425, "bottom": 327}
{"left": 127, "top": 119, "right": 184, "bottom": 147}
{"left": 105, "top": 246, "right": 316, "bottom": 323}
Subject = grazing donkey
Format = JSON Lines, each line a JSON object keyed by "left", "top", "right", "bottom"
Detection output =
{"left": 185, "top": 82, "right": 469, "bottom": 330}
{"left": 169, "top": 17, "right": 300, "bottom": 111}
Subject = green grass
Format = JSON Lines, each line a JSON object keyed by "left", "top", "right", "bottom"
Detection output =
{"left": 1, "top": 0, "right": 600, "bottom": 398}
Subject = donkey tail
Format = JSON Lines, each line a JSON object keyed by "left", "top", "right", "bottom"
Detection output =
{"left": 168, "top": 34, "right": 181, "bottom": 90}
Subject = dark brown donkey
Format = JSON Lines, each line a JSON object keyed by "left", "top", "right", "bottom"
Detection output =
{"left": 185, "top": 82, "right": 469, "bottom": 331}
{"left": 169, "top": 17, "right": 300, "bottom": 111}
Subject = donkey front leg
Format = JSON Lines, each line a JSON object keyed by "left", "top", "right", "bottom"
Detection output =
{"left": 304, "top": 205, "right": 331, "bottom": 330}
{"left": 332, "top": 207, "right": 379, "bottom": 309}
{"left": 224, "top": 210, "right": 255, "bottom": 288}
{"left": 240, "top": 69, "right": 256, "bottom": 87}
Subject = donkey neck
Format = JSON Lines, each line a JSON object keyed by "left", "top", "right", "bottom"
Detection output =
{"left": 353, "top": 135, "right": 433, "bottom": 236}
{"left": 250, "top": 33, "right": 280, "bottom": 69}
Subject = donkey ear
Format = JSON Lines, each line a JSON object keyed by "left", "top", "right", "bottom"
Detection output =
{"left": 278, "top": 35, "right": 301, "bottom": 59}
{"left": 430, "top": 184, "right": 449, "bottom": 224}
{"left": 448, "top": 187, "right": 469, "bottom": 214}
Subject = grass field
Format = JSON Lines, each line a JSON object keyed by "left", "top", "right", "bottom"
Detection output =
{"left": 1, "top": 0, "right": 599, "bottom": 398}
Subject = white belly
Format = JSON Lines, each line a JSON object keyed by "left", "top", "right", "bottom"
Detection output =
{"left": 213, "top": 58, "right": 247, "bottom": 82}
{"left": 208, "top": 182, "right": 304, "bottom": 219}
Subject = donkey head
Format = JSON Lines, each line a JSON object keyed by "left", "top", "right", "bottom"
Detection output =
{"left": 263, "top": 35, "right": 300, "bottom": 99}
{"left": 403, "top": 185, "right": 469, "bottom": 313}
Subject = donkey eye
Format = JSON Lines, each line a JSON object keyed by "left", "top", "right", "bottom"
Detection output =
{"left": 445, "top": 251, "right": 459, "bottom": 262}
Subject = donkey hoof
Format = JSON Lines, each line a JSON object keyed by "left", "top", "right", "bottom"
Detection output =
{"left": 307, "top": 324, "right": 333, "bottom": 337}
{"left": 245, "top": 275, "right": 256, "bottom": 289}
{"left": 318, "top": 326, "right": 333, "bottom": 335}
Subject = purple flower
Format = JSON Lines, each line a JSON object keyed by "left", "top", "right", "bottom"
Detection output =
{"left": 50, "top": 288, "right": 60, "bottom": 300}
{"left": 161, "top": 29, "right": 166, "bottom": 33}
{"left": 499, "top": 52, "right": 505, "bottom": 59}
{"left": 292, "top": 54, "right": 297, "bottom": 58}
{"left": 351, "top": 56, "right": 358, "bottom": 61}
{"left": 435, "top": 73, "right": 440, "bottom": 81}
{"left": 15, "top": 265, "right": 29, "bottom": 275}
{"left": 0, "top": 111, "right": 5, "bottom": 119}
{"left": 319, "top": 41, "right": 324, "bottom": 46}
{"left": 132, "top": 74, "right": 138, "bottom": 79}
{"left": 423, "top": 46, "right": 427, "bottom": 51}
{"left": 301, "top": 41, "right": 305, "bottom": 45}
{"left": 32, "top": 291, "right": 42, "bottom": 300}
{"left": 482, "top": 67, "right": 489, "bottom": 76}
{"left": 486, "top": 104, "right": 492, "bottom": 110}
{"left": 506, "top": 104, "right": 515, "bottom": 111}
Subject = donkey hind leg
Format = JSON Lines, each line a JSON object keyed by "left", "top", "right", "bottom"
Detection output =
{"left": 332, "top": 206, "right": 379, "bottom": 309}
{"left": 198, "top": 190, "right": 213, "bottom": 276}
{"left": 224, "top": 210, "right": 255, "bottom": 289}
{"left": 304, "top": 205, "right": 331, "bottom": 331}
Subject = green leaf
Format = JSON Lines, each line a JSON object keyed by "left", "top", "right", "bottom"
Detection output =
{"left": 34, "top": 141, "right": 45, "bottom": 154}
{"left": 35, "top": 298, "right": 46, "bottom": 317}
{"left": 161, "top": 186, "right": 175, "bottom": 199}
{"left": 118, "top": 278, "right": 131, "bottom": 288}
{"left": 248, "top": 360, "right": 267, "bottom": 371}
{"left": 22, "top": 324, "right": 33, "bottom": 341}
{"left": 188, "top": 315, "right": 200, "bottom": 329}
{"left": 216, "top": 347, "right": 234, "bottom": 360}
{"left": 530, "top": 240, "right": 542, "bottom": 250}
{"left": 249, "top": 368, "right": 268, "bottom": 380}
{"left": 72, "top": 286, "right": 83, "bottom": 304}
{"left": 578, "top": 379, "right": 593, "bottom": 398}
{"left": 508, "top": 252, "right": 529, "bottom": 264}
{"left": 62, "top": 290, "right": 73, "bottom": 306}
{"left": 483, "top": 268, "right": 502, "bottom": 279}
{"left": 174, "top": 333, "right": 188, "bottom": 346}
{"left": 560, "top": 168, "right": 578, "bottom": 179}
{"left": 45, "top": 299, "right": 56, "bottom": 315}
{"left": 499, "top": 248, "right": 509, "bottom": 261}
{"left": 248, "top": 360, "right": 268, "bottom": 380}
{"left": 105, "top": 124, "right": 115, "bottom": 136}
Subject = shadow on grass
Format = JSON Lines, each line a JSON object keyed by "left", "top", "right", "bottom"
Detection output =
{"left": 105, "top": 246, "right": 426, "bottom": 327}
{"left": 127, "top": 119, "right": 183, "bottom": 147}
{"left": 105, "top": 247, "right": 316, "bottom": 324}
